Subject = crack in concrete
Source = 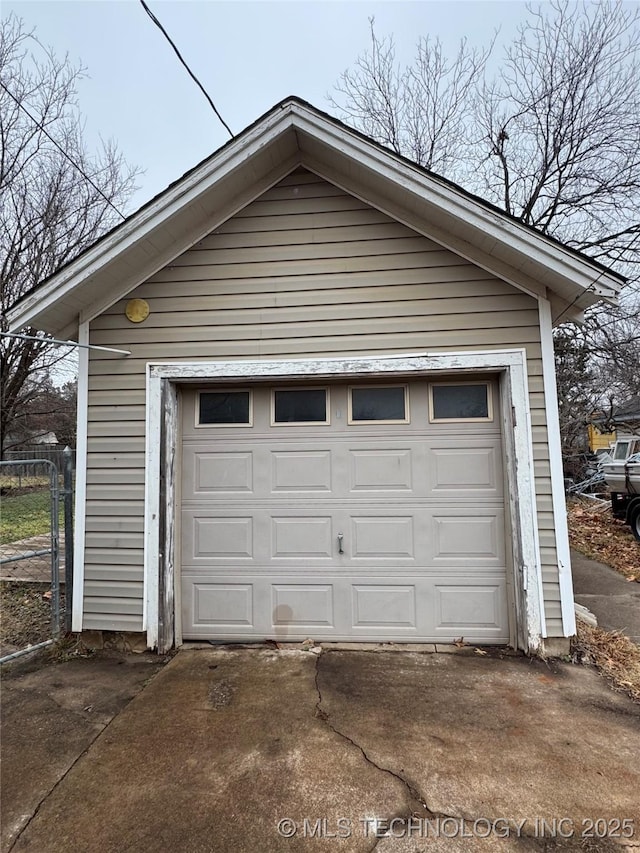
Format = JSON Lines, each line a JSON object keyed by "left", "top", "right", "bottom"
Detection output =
{"left": 312, "top": 652, "right": 603, "bottom": 852}
{"left": 314, "top": 651, "right": 449, "bottom": 824}
{"left": 6, "top": 684, "right": 145, "bottom": 853}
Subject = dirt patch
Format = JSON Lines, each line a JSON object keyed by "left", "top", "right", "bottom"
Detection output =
{"left": 574, "top": 621, "right": 640, "bottom": 703}
{"left": 568, "top": 498, "right": 639, "bottom": 581}
{"left": 0, "top": 581, "right": 65, "bottom": 657}
{"left": 0, "top": 484, "right": 51, "bottom": 497}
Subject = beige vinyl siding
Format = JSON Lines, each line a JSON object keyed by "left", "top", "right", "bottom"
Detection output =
{"left": 84, "top": 167, "right": 562, "bottom": 636}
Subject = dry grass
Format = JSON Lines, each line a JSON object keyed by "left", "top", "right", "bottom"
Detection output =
{"left": 574, "top": 621, "right": 640, "bottom": 702}
{"left": 567, "top": 498, "right": 640, "bottom": 581}
{"left": 569, "top": 501, "right": 639, "bottom": 702}
{"left": 0, "top": 581, "right": 64, "bottom": 657}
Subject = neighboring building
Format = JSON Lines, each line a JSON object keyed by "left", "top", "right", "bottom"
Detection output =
{"left": 587, "top": 421, "right": 616, "bottom": 453}
{"left": 2, "top": 431, "right": 59, "bottom": 455}
{"left": 7, "top": 99, "right": 623, "bottom": 655}
{"left": 589, "top": 395, "right": 640, "bottom": 450}
{"left": 611, "top": 396, "right": 640, "bottom": 438}
{"left": 32, "top": 432, "right": 59, "bottom": 446}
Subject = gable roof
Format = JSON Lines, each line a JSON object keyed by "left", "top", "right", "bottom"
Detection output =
{"left": 7, "top": 96, "right": 624, "bottom": 337}
{"left": 610, "top": 395, "right": 640, "bottom": 425}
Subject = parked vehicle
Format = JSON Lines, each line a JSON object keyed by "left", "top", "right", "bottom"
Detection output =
{"left": 601, "top": 436, "right": 640, "bottom": 541}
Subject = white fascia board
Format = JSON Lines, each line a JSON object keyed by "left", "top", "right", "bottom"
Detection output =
{"left": 7, "top": 107, "right": 300, "bottom": 332}
{"left": 291, "top": 107, "right": 622, "bottom": 305}
{"left": 538, "top": 299, "right": 577, "bottom": 637}
{"left": 304, "top": 154, "right": 547, "bottom": 304}
{"left": 79, "top": 153, "right": 300, "bottom": 328}
{"left": 8, "top": 98, "right": 619, "bottom": 333}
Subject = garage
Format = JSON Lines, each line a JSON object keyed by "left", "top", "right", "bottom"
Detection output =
{"left": 180, "top": 377, "right": 509, "bottom": 644}
{"left": 12, "top": 98, "right": 619, "bottom": 653}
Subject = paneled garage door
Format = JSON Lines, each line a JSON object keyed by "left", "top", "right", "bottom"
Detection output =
{"left": 180, "top": 379, "right": 509, "bottom": 643}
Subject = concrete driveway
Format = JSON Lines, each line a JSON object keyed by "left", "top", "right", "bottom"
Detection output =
{"left": 2, "top": 646, "right": 639, "bottom": 853}
{"left": 571, "top": 549, "right": 640, "bottom": 644}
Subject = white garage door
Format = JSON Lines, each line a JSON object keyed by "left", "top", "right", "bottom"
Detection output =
{"left": 180, "top": 379, "right": 509, "bottom": 644}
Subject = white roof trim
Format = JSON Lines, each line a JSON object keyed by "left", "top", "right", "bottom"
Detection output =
{"left": 8, "top": 106, "right": 300, "bottom": 331}
{"left": 7, "top": 98, "right": 622, "bottom": 334}
{"left": 292, "top": 110, "right": 620, "bottom": 307}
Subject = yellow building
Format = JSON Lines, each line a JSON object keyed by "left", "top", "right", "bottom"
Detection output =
{"left": 588, "top": 422, "right": 616, "bottom": 452}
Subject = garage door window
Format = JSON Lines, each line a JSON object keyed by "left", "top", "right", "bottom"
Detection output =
{"left": 429, "top": 383, "right": 492, "bottom": 422}
{"left": 349, "top": 385, "right": 408, "bottom": 423}
{"left": 272, "top": 388, "right": 329, "bottom": 424}
{"left": 197, "top": 390, "right": 252, "bottom": 426}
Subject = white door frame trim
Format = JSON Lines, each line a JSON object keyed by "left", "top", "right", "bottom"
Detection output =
{"left": 144, "top": 350, "right": 545, "bottom": 653}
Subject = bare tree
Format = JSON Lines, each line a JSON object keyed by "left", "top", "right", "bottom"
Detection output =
{"left": 7, "top": 377, "right": 77, "bottom": 451}
{"left": 553, "top": 324, "right": 600, "bottom": 468}
{"left": 477, "top": 1, "right": 640, "bottom": 264}
{"left": 331, "top": 4, "right": 639, "bottom": 265}
{"left": 329, "top": 18, "right": 493, "bottom": 180}
{"left": 331, "top": 2, "right": 640, "bottom": 460}
{"left": 0, "top": 15, "right": 138, "bottom": 455}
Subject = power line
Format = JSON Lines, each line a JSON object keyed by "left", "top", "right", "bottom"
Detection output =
{"left": 0, "top": 81, "right": 126, "bottom": 221}
{"left": 554, "top": 228, "right": 640, "bottom": 325}
{"left": 139, "top": 0, "right": 234, "bottom": 139}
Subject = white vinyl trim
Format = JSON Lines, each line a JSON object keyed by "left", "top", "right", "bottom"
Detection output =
{"left": 72, "top": 321, "right": 89, "bottom": 632}
{"left": 539, "top": 299, "right": 576, "bottom": 637}
{"left": 292, "top": 107, "right": 621, "bottom": 303}
{"left": 149, "top": 349, "right": 526, "bottom": 380}
{"left": 8, "top": 112, "right": 299, "bottom": 331}
{"left": 143, "top": 364, "right": 162, "bottom": 649}
{"left": 143, "top": 349, "right": 546, "bottom": 652}
{"left": 8, "top": 100, "right": 620, "bottom": 336}
{"left": 518, "top": 353, "right": 548, "bottom": 642}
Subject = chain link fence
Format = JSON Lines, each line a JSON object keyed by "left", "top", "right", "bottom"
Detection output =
{"left": 0, "top": 451, "right": 74, "bottom": 662}
{"left": 4, "top": 446, "right": 76, "bottom": 470}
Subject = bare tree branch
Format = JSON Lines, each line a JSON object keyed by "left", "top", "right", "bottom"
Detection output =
{"left": 330, "top": 2, "right": 640, "bottom": 463}
{"left": 0, "top": 14, "right": 140, "bottom": 454}
{"left": 329, "top": 18, "right": 493, "bottom": 179}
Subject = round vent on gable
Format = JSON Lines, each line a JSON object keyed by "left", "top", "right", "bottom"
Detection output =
{"left": 125, "top": 298, "right": 150, "bottom": 323}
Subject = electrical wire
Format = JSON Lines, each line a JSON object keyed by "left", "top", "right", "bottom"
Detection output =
{"left": 139, "top": 0, "right": 234, "bottom": 138}
{"left": 554, "top": 228, "right": 640, "bottom": 325}
{"left": 6, "top": 20, "right": 631, "bottom": 326}
{"left": 0, "top": 81, "right": 126, "bottom": 221}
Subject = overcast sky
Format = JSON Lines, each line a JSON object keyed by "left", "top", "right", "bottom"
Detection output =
{"left": 3, "top": 0, "right": 551, "bottom": 210}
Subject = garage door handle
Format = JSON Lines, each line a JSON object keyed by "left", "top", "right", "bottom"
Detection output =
{"left": 337, "top": 533, "right": 344, "bottom": 554}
